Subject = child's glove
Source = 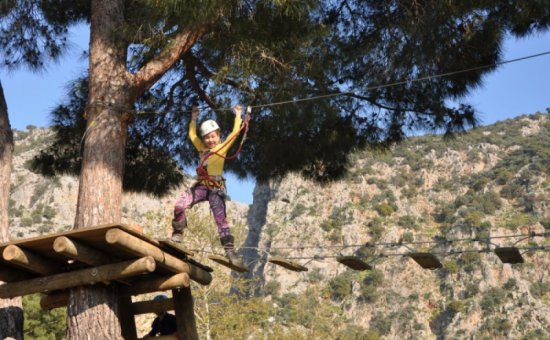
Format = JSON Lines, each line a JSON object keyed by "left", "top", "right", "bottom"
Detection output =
{"left": 233, "top": 105, "right": 243, "bottom": 116}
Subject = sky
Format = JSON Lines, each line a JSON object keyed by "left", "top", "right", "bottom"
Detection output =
{"left": 2, "top": 24, "right": 550, "bottom": 204}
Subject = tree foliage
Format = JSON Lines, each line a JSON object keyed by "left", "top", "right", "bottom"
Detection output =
{"left": 4, "top": 1, "right": 550, "bottom": 192}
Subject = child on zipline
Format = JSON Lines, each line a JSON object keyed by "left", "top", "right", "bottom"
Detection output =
{"left": 171, "top": 104, "right": 248, "bottom": 267}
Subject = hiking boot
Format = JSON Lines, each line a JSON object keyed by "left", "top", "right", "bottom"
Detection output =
{"left": 170, "top": 220, "right": 187, "bottom": 243}
{"left": 171, "top": 231, "right": 183, "bottom": 243}
{"left": 220, "top": 235, "right": 245, "bottom": 266}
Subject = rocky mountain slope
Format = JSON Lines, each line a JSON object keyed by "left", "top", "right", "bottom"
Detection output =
{"left": 7, "top": 113, "right": 550, "bottom": 339}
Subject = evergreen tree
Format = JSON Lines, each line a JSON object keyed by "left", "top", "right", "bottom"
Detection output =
{"left": 2, "top": 1, "right": 549, "bottom": 338}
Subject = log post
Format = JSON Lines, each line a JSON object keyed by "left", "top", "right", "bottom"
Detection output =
{"left": 105, "top": 228, "right": 212, "bottom": 285}
{"left": 119, "top": 296, "right": 138, "bottom": 340}
{"left": 172, "top": 287, "right": 198, "bottom": 340}
{"left": 0, "top": 256, "right": 156, "bottom": 299}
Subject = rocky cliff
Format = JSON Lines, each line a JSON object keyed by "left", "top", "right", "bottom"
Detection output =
{"left": 7, "top": 113, "right": 550, "bottom": 339}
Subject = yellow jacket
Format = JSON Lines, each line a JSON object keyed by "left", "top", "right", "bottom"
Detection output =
{"left": 189, "top": 114, "right": 243, "bottom": 177}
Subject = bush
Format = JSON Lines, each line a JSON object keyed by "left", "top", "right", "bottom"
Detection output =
{"left": 398, "top": 215, "right": 418, "bottom": 229}
{"left": 20, "top": 216, "right": 33, "bottom": 227}
{"left": 370, "top": 313, "right": 392, "bottom": 336}
{"left": 529, "top": 281, "right": 550, "bottom": 298}
{"left": 327, "top": 272, "right": 354, "bottom": 301}
{"left": 448, "top": 300, "right": 468, "bottom": 315}
{"left": 443, "top": 259, "right": 459, "bottom": 275}
{"left": 504, "top": 213, "right": 533, "bottom": 230}
{"left": 375, "top": 203, "right": 394, "bottom": 217}
{"left": 480, "top": 287, "right": 506, "bottom": 313}
{"left": 24, "top": 294, "right": 66, "bottom": 339}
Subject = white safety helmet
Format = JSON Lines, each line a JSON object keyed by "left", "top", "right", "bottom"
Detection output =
{"left": 199, "top": 120, "right": 220, "bottom": 137}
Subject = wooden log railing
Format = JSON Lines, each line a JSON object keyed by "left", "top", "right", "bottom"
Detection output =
{"left": 0, "top": 256, "right": 156, "bottom": 299}
{"left": 41, "top": 272, "right": 191, "bottom": 310}
{"left": 105, "top": 228, "right": 212, "bottom": 285}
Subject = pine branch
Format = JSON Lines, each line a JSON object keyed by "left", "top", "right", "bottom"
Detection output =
{"left": 130, "top": 27, "right": 206, "bottom": 101}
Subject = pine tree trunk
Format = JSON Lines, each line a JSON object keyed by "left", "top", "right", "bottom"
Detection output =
{"left": 66, "top": 1, "right": 130, "bottom": 338}
{"left": 0, "top": 81, "right": 24, "bottom": 339}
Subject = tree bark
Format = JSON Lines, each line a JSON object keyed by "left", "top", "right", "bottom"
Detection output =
{"left": 67, "top": 1, "right": 130, "bottom": 338}
{"left": 0, "top": 80, "right": 24, "bottom": 340}
{"left": 67, "top": 1, "right": 204, "bottom": 339}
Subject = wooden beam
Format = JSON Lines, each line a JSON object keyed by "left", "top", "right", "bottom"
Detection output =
{"left": 0, "top": 256, "right": 156, "bottom": 299}
{"left": 53, "top": 236, "right": 112, "bottom": 265}
{"left": 0, "top": 266, "right": 33, "bottom": 282}
{"left": 105, "top": 228, "right": 212, "bottom": 286}
{"left": 40, "top": 273, "right": 191, "bottom": 310}
{"left": 409, "top": 252, "right": 442, "bottom": 270}
{"left": 2, "top": 245, "right": 59, "bottom": 275}
{"left": 125, "top": 273, "right": 190, "bottom": 296}
{"left": 494, "top": 247, "right": 524, "bottom": 264}
{"left": 173, "top": 287, "right": 199, "bottom": 340}
{"left": 40, "top": 291, "right": 69, "bottom": 310}
{"left": 131, "top": 298, "right": 175, "bottom": 315}
{"left": 268, "top": 256, "right": 308, "bottom": 272}
{"left": 119, "top": 295, "right": 138, "bottom": 340}
{"left": 336, "top": 256, "right": 372, "bottom": 271}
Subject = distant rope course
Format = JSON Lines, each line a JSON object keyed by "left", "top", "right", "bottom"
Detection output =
{"left": 191, "top": 231, "right": 549, "bottom": 261}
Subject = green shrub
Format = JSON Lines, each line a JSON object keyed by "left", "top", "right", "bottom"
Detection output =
{"left": 503, "top": 278, "right": 517, "bottom": 290}
{"left": 24, "top": 294, "right": 66, "bottom": 340}
{"left": 327, "top": 272, "right": 354, "bottom": 301}
{"left": 504, "top": 213, "right": 533, "bottom": 230}
{"left": 529, "top": 281, "right": 550, "bottom": 298}
{"left": 398, "top": 215, "right": 418, "bottom": 229}
{"left": 443, "top": 259, "right": 459, "bottom": 275}
{"left": 21, "top": 216, "right": 33, "bottom": 227}
{"left": 448, "top": 300, "right": 468, "bottom": 315}
{"left": 370, "top": 313, "right": 392, "bottom": 336}
{"left": 263, "top": 280, "right": 281, "bottom": 296}
{"left": 375, "top": 203, "right": 394, "bottom": 217}
{"left": 402, "top": 231, "right": 414, "bottom": 243}
{"left": 480, "top": 287, "right": 506, "bottom": 313}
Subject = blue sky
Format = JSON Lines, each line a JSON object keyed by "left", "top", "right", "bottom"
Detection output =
{"left": 2, "top": 25, "right": 549, "bottom": 204}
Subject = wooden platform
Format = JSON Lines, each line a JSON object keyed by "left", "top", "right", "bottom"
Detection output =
{"left": 0, "top": 223, "right": 213, "bottom": 300}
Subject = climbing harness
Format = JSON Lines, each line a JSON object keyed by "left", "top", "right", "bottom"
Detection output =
{"left": 195, "top": 106, "right": 251, "bottom": 189}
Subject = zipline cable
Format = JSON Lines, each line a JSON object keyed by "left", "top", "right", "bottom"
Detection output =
{"left": 88, "top": 50, "right": 550, "bottom": 115}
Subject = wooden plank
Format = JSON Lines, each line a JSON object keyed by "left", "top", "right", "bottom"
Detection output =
{"left": 207, "top": 254, "right": 249, "bottom": 273}
{"left": 409, "top": 252, "right": 442, "bottom": 269}
{"left": 268, "top": 256, "right": 308, "bottom": 272}
{"left": 0, "top": 224, "right": 151, "bottom": 268}
{"left": 53, "top": 236, "right": 113, "bottom": 265}
{"left": 336, "top": 256, "right": 372, "bottom": 271}
{"left": 40, "top": 291, "right": 69, "bottom": 310}
{"left": 105, "top": 228, "right": 212, "bottom": 286}
{"left": 158, "top": 239, "right": 194, "bottom": 257}
{"left": 0, "top": 256, "right": 156, "bottom": 299}
{"left": 3, "top": 245, "right": 59, "bottom": 275}
{"left": 40, "top": 273, "right": 192, "bottom": 310}
{"left": 494, "top": 247, "right": 524, "bottom": 264}
{"left": 131, "top": 298, "right": 175, "bottom": 315}
{"left": 173, "top": 287, "right": 199, "bottom": 340}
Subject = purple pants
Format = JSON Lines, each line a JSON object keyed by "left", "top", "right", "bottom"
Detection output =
{"left": 173, "top": 185, "right": 230, "bottom": 237}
